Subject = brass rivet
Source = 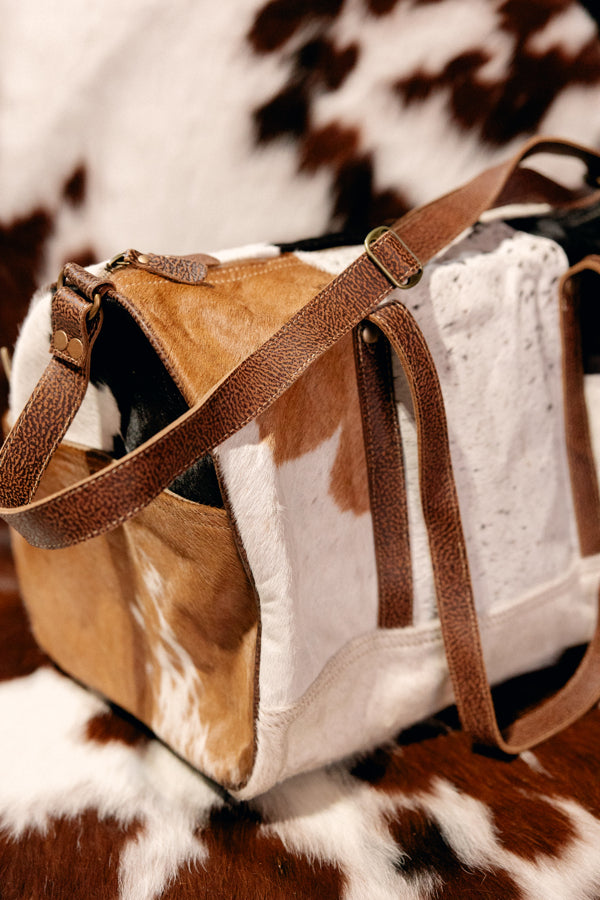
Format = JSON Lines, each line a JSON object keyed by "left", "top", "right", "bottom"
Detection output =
{"left": 67, "top": 338, "right": 84, "bottom": 360}
{"left": 361, "top": 324, "right": 380, "bottom": 344}
{"left": 137, "top": 253, "right": 149, "bottom": 265}
{"left": 54, "top": 330, "right": 68, "bottom": 351}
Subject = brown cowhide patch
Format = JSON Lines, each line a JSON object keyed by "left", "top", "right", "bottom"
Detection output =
{"left": 187, "top": 804, "right": 345, "bottom": 900}
{"left": 85, "top": 708, "right": 153, "bottom": 749}
{"left": 258, "top": 332, "right": 370, "bottom": 514}
{"left": 249, "top": 2, "right": 411, "bottom": 233}
{"left": 0, "top": 164, "right": 95, "bottom": 409}
{"left": 0, "top": 812, "right": 142, "bottom": 900}
{"left": 389, "top": 807, "right": 524, "bottom": 899}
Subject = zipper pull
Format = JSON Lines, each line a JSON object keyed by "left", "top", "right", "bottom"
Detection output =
{"left": 107, "top": 249, "right": 219, "bottom": 284}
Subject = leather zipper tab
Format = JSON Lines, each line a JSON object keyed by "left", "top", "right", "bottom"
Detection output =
{"left": 109, "top": 249, "right": 219, "bottom": 285}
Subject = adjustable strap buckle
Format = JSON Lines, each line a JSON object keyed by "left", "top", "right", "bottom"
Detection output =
{"left": 364, "top": 226, "right": 423, "bottom": 290}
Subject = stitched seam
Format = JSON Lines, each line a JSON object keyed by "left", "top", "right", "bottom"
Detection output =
{"left": 210, "top": 258, "right": 304, "bottom": 284}
{"left": 262, "top": 558, "right": 599, "bottom": 724}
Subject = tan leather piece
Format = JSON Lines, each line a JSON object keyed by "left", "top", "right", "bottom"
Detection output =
{"left": 1, "top": 136, "right": 600, "bottom": 551}
{"left": 354, "top": 325, "right": 412, "bottom": 627}
{"left": 373, "top": 301, "right": 600, "bottom": 754}
{"left": 111, "top": 256, "right": 333, "bottom": 406}
{"left": 11, "top": 441, "right": 259, "bottom": 790}
{"left": 560, "top": 257, "right": 600, "bottom": 556}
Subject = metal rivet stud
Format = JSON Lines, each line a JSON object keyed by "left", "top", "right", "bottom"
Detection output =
{"left": 67, "top": 338, "right": 84, "bottom": 360}
{"left": 137, "top": 253, "right": 149, "bottom": 265}
{"left": 361, "top": 324, "right": 380, "bottom": 344}
{"left": 54, "top": 330, "right": 68, "bottom": 351}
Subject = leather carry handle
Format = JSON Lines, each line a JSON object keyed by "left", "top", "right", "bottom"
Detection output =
{"left": 1, "top": 135, "right": 599, "bottom": 549}
{"left": 372, "top": 258, "right": 600, "bottom": 753}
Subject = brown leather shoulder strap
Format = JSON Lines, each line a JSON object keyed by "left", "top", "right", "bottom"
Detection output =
{"left": 0, "top": 232, "right": 419, "bottom": 548}
{"left": 373, "top": 299, "right": 600, "bottom": 753}
{"left": 1, "top": 136, "right": 599, "bottom": 549}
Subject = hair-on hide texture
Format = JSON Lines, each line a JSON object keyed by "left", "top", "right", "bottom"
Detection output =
{"left": 3, "top": 1, "right": 600, "bottom": 894}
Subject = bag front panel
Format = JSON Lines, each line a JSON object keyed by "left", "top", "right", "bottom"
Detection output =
{"left": 394, "top": 221, "right": 580, "bottom": 618}
{"left": 11, "top": 443, "right": 259, "bottom": 791}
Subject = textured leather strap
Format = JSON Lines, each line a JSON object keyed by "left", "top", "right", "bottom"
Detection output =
{"left": 0, "top": 231, "right": 419, "bottom": 547}
{"left": 1, "top": 136, "right": 599, "bottom": 548}
{"left": 354, "top": 324, "right": 413, "bottom": 627}
{"left": 373, "top": 299, "right": 600, "bottom": 753}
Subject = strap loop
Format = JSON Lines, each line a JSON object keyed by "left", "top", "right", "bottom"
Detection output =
{"left": 364, "top": 226, "right": 423, "bottom": 289}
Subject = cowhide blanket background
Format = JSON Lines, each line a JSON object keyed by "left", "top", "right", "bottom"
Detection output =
{"left": 2, "top": 1, "right": 600, "bottom": 897}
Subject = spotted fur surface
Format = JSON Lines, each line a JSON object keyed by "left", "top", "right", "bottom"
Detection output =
{"left": 3, "top": 0, "right": 600, "bottom": 894}
{"left": 1, "top": 1, "right": 600, "bottom": 325}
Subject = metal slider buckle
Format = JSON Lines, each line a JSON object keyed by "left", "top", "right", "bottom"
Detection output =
{"left": 364, "top": 226, "right": 423, "bottom": 290}
{"left": 56, "top": 268, "right": 104, "bottom": 322}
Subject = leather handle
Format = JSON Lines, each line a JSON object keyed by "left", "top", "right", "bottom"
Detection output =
{"left": 1, "top": 135, "right": 599, "bottom": 549}
{"left": 372, "top": 297, "right": 600, "bottom": 754}
{"left": 393, "top": 135, "right": 600, "bottom": 264}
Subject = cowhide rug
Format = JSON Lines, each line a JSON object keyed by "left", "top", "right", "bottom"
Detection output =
{"left": 2, "top": 1, "right": 600, "bottom": 897}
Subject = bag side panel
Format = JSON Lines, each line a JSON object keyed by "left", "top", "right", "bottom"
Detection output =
{"left": 238, "top": 555, "right": 600, "bottom": 798}
{"left": 11, "top": 442, "right": 259, "bottom": 791}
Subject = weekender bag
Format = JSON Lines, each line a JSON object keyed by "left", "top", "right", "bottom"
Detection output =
{"left": 3, "top": 137, "right": 600, "bottom": 798}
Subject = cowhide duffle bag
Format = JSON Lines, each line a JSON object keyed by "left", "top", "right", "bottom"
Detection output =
{"left": 2, "top": 136, "right": 600, "bottom": 799}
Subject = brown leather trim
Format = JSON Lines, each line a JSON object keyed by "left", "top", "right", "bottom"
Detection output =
{"left": 123, "top": 249, "right": 210, "bottom": 284}
{"left": 560, "top": 257, "right": 600, "bottom": 557}
{"left": 2, "top": 136, "right": 600, "bottom": 550}
{"left": 373, "top": 301, "right": 600, "bottom": 754}
{"left": 354, "top": 324, "right": 413, "bottom": 628}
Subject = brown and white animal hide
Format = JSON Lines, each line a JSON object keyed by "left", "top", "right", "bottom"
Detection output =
{"left": 2, "top": 533, "right": 600, "bottom": 899}
{"left": 3, "top": 1, "right": 600, "bottom": 896}
{"left": 2, "top": 0, "right": 600, "bottom": 332}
